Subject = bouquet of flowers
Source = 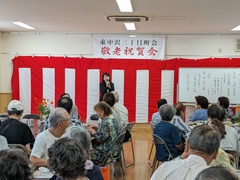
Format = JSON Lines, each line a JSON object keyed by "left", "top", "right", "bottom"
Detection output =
{"left": 35, "top": 98, "right": 54, "bottom": 120}
{"left": 235, "top": 105, "right": 240, "bottom": 124}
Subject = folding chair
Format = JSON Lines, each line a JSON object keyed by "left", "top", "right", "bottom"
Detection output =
{"left": 22, "top": 114, "right": 41, "bottom": 136}
{"left": 122, "top": 122, "right": 135, "bottom": 169}
{"left": 0, "top": 113, "right": 9, "bottom": 122}
{"left": 151, "top": 133, "right": 173, "bottom": 176}
{"left": 99, "top": 131, "right": 126, "bottom": 180}
{"left": 148, "top": 123, "right": 155, "bottom": 168}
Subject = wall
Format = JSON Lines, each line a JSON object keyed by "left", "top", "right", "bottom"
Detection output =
{"left": 1, "top": 32, "right": 240, "bottom": 114}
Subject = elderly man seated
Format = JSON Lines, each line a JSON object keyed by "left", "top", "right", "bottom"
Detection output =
{"left": 30, "top": 107, "right": 71, "bottom": 167}
{"left": 151, "top": 125, "right": 221, "bottom": 180}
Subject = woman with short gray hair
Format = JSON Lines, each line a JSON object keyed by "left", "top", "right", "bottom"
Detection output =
{"left": 153, "top": 104, "right": 184, "bottom": 161}
{"left": 61, "top": 126, "right": 103, "bottom": 180}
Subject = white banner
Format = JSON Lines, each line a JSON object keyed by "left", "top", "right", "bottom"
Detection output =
{"left": 93, "top": 36, "right": 165, "bottom": 59}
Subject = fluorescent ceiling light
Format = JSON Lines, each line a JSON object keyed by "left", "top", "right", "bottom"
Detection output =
{"left": 116, "top": 0, "right": 133, "bottom": 12}
{"left": 231, "top": 25, "right": 240, "bottom": 31}
{"left": 129, "top": 34, "right": 136, "bottom": 38}
{"left": 12, "top": 22, "right": 35, "bottom": 29}
{"left": 124, "top": 23, "right": 136, "bottom": 30}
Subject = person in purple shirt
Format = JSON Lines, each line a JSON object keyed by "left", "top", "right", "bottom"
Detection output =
{"left": 188, "top": 95, "right": 209, "bottom": 122}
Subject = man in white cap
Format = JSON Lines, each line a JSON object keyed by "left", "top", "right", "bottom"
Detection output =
{"left": 0, "top": 100, "right": 35, "bottom": 155}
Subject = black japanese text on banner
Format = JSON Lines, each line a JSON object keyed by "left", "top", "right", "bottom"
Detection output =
{"left": 93, "top": 36, "right": 165, "bottom": 59}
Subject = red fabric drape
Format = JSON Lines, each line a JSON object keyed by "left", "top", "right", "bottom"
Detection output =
{"left": 12, "top": 57, "right": 240, "bottom": 122}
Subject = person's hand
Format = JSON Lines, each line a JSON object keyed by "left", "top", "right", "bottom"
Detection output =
{"left": 106, "top": 80, "right": 110, "bottom": 88}
{"left": 88, "top": 124, "right": 98, "bottom": 131}
{"left": 88, "top": 127, "right": 96, "bottom": 136}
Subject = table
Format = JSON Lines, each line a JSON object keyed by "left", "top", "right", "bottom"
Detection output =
{"left": 33, "top": 169, "right": 54, "bottom": 180}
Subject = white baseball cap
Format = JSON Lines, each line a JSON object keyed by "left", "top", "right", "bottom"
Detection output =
{"left": 7, "top": 100, "right": 24, "bottom": 111}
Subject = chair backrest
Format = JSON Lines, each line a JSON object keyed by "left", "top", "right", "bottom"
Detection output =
{"left": 99, "top": 131, "right": 126, "bottom": 166}
{"left": 152, "top": 133, "right": 173, "bottom": 161}
{"left": 8, "top": 144, "right": 27, "bottom": 154}
{"left": 0, "top": 113, "right": 9, "bottom": 122}
{"left": 120, "top": 124, "right": 127, "bottom": 133}
{"left": 22, "top": 114, "right": 40, "bottom": 119}
{"left": 125, "top": 122, "right": 135, "bottom": 132}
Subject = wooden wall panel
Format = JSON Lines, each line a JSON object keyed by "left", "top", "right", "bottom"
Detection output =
{"left": 0, "top": 93, "right": 12, "bottom": 113}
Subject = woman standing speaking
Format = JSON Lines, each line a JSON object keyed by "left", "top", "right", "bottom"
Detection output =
{"left": 99, "top": 72, "right": 115, "bottom": 101}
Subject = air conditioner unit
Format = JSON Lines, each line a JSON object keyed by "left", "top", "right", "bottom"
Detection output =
{"left": 107, "top": 15, "right": 149, "bottom": 23}
{"left": 235, "top": 38, "right": 240, "bottom": 52}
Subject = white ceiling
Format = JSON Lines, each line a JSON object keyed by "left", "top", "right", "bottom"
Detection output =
{"left": 1, "top": 0, "right": 240, "bottom": 35}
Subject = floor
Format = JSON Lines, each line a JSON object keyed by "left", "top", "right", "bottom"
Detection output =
{"left": 112, "top": 123, "right": 154, "bottom": 180}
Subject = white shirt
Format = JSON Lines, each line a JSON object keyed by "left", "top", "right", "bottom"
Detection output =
{"left": 30, "top": 129, "right": 60, "bottom": 159}
{"left": 151, "top": 155, "right": 208, "bottom": 180}
{"left": 0, "top": 135, "right": 9, "bottom": 150}
{"left": 220, "top": 125, "right": 239, "bottom": 151}
{"left": 114, "top": 102, "right": 128, "bottom": 125}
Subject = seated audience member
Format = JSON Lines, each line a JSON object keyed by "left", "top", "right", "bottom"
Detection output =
{"left": 0, "top": 135, "right": 9, "bottom": 150}
{"left": 188, "top": 95, "right": 209, "bottom": 122}
{"left": 112, "top": 91, "right": 131, "bottom": 142}
{"left": 45, "top": 96, "right": 81, "bottom": 129}
{"left": 195, "top": 166, "right": 239, "bottom": 180}
{"left": 103, "top": 92, "right": 126, "bottom": 129}
{"left": 111, "top": 91, "right": 128, "bottom": 125}
{"left": 59, "top": 126, "right": 103, "bottom": 180}
{"left": 58, "top": 96, "right": 81, "bottom": 126}
{"left": 217, "top": 96, "right": 235, "bottom": 123}
{"left": 87, "top": 101, "right": 119, "bottom": 166}
{"left": 48, "top": 137, "right": 88, "bottom": 180}
{"left": 151, "top": 99, "right": 167, "bottom": 127}
{"left": 0, "top": 149, "right": 33, "bottom": 180}
{"left": 208, "top": 104, "right": 239, "bottom": 151}
{"left": 60, "top": 93, "right": 79, "bottom": 120}
{"left": 171, "top": 102, "right": 191, "bottom": 141}
{"left": 153, "top": 104, "right": 184, "bottom": 161}
{"left": 0, "top": 100, "right": 35, "bottom": 155}
{"left": 151, "top": 125, "right": 221, "bottom": 180}
{"left": 207, "top": 118, "right": 234, "bottom": 169}
{"left": 30, "top": 107, "right": 71, "bottom": 167}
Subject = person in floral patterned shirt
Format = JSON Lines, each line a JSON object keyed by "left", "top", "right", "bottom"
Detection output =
{"left": 88, "top": 101, "right": 120, "bottom": 165}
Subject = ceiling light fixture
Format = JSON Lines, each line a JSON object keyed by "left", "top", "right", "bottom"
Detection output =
{"left": 129, "top": 34, "right": 136, "bottom": 38}
{"left": 231, "top": 25, "right": 240, "bottom": 31}
{"left": 124, "top": 23, "right": 136, "bottom": 30}
{"left": 12, "top": 22, "right": 35, "bottom": 29}
{"left": 116, "top": 0, "right": 133, "bottom": 12}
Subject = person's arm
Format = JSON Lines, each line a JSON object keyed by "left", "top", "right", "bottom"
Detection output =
{"left": 174, "top": 117, "right": 191, "bottom": 139}
{"left": 29, "top": 135, "right": 48, "bottom": 167}
{"left": 109, "top": 82, "right": 115, "bottom": 92}
{"left": 175, "top": 143, "right": 184, "bottom": 151}
{"left": 30, "top": 155, "right": 48, "bottom": 167}
{"left": 25, "top": 143, "right": 31, "bottom": 155}
{"left": 188, "top": 110, "right": 200, "bottom": 122}
{"left": 100, "top": 82, "right": 108, "bottom": 94}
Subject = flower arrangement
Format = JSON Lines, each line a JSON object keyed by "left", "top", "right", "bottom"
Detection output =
{"left": 235, "top": 105, "right": 240, "bottom": 124}
{"left": 35, "top": 98, "right": 54, "bottom": 120}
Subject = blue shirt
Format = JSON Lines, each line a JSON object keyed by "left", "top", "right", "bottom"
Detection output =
{"left": 153, "top": 121, "right": 182, "bottom": 161}
{"left": 188, "top": 109, "right": 208, "bottom": 122}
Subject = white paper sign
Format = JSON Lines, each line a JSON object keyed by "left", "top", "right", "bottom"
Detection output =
{"left": 93, "top": 36, "right": 165, "bottom": 59}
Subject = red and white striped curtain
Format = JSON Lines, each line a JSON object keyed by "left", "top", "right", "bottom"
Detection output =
{"left": 11, "top": 56, "right": 240, "bottom": 123}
